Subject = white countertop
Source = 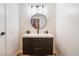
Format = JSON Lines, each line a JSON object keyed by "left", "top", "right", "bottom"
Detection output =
{"left": 22, "top": 34, "right": 53, "bottom": 38}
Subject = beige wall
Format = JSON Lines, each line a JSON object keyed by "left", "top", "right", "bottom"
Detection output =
{"left": 19, "top": 3, "right": 56, "bottom": 52}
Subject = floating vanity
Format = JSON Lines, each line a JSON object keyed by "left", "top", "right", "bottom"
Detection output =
{"left": 22, "top": 34, "right": 53, "bottom": 56}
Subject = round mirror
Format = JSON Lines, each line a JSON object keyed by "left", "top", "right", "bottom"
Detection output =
{"left": 31, "top": 13, "right": 47, "bottom": 29}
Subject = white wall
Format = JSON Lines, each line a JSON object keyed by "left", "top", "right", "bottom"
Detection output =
{"left": 56, "top": 3, "right": 79, "bottom": 56}
{"left": 19, "top": 3, "right": 56, "bottom": 52}
{"left": 6, "top": 3, "right": 20, "bottom": 56}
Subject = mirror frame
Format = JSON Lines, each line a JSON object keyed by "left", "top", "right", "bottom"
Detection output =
{"left": 31, "top": 13, "right": 47, "bottom": 29}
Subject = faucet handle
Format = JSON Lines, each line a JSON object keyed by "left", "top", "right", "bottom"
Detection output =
{"left": 44, "top": 31, "right": 48, "bottom": 34}
{"left": 26, "top": 31, "right": 30, "bottom": 34}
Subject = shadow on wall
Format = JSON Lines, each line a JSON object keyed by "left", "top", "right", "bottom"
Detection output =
{"left": 55, "top": 41, "right": 65, "bottom": 56}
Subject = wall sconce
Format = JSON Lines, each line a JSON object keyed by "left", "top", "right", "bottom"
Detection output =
{"left": 31, "top": 5, "right": 44, "bottom": 8}
{"left": 28, "top": 4, "right": 47, "bottom": 16}
{"left": 42, "top": 5, "right": 44, "bottom": 8}
{"left": 31, "top": 5, "right": 33, "bottom": 8}
{"left": 36, "top": 5, "right": 39, "bottom": 8}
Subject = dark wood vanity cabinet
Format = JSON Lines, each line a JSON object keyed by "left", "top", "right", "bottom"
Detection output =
{"left": 23, "top": 37, "right": 53, "bottom": 56}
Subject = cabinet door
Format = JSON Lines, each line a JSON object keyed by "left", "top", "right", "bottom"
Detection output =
{"left": 6, "top": 4, "right": 19, "bottom": 55}
{"left": 42, "top": 38, "right": 53, "bottom": 55}
{"left": 23, "top": 38, "right": 33, "bottom": 55}
{"left": 0, "top": 3, "right": 6, "bottom": 56}
{"left": 23, "top": 38, "right": 43, "bottom": 55}
{"left": 31, "top": 38, "right": 53, "bottom": 55}
{"left": 32, "top": 38, "right": 43, "bottom": 55}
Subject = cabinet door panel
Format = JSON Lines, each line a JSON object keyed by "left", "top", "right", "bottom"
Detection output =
{"left": 42, "top": 38, "right": 53, "bottom": 55}
{"left": 23, "top": 38, "right": 53, "bottom": 55}
{"left": 23, "top": 38, "right": 33, "bottom": 54}
{"left": 0, "top": 3, "right": 6, "bottom": 56}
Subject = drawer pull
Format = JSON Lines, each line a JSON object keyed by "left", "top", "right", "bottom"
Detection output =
{"left": 34, "top": 48, "right": 42, "bottom": 50}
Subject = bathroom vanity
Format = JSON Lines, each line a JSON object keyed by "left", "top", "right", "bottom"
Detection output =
{"left": 22, "top": 34, "right": 53, "bottom": 56}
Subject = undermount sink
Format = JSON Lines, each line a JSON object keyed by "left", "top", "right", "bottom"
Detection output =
{"left": 22, "top": 34, "right": 53, "bottom": 38}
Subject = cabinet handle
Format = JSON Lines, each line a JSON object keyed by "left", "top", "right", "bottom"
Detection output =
{"left": 0, "top": 32, "right": 6, "bottom": 36}
{"left": 34, "top": 48, "right": 42, "bottom": 50}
